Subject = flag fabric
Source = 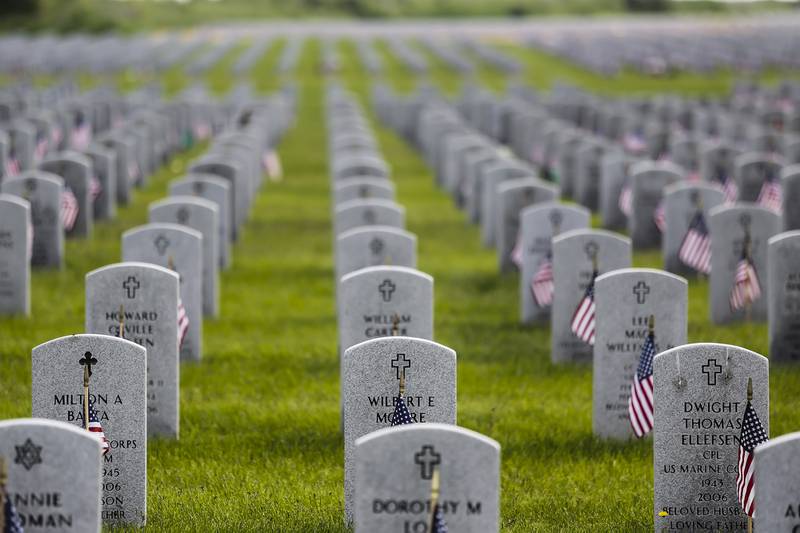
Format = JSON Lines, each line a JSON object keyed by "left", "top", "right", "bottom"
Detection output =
{"left": 623, "top": 132, "right": 647, "bottom": 154}
{"left": 531, "top": 256, "right": 554, "bottom": 307}
{"left": 390, "top": 393, "right": 413, "bottom": 426}
{"left": 430, "top": 503, "right": 448, "bottom": 533}
{"left": 71, "top": 115, "right": 91, "bottom": 151}
{"left": 263, "top": 150, "right": 283, "bottom": 180}
{"left": 736, "top": 400, "right": 768, "bottom": 517}
{"left": 61, "top": 188, "right": 79, "bottom": 231}
{"left": 628, "top": 332, "right": 656, "bottom": 438}
{"left": 678, "top": 212, "right": 712, "bottom": 275}
{"left": 128, "top": 161, "right": 140, "bottom": 183}
{"left": 89, "top": 176, "right": 102, "bottom": 202}
{"left": 87, "top": 397, "right": 110, "bottom": 456}
{"left": 510, "top": 234, "right": 523, "bottom": 269}
{"left": 2, "top": 486, "right": 24, "bottom": 533}
{"left": 177, "top": 297, "right": 189, "bottom": 349}
{"left": 5, "top": 157, "right": 20, "bottom": 178}
{"left": 653, "top": 201, "right": 666, "bottom": 233}
{"left": 193, "top": 122, "right": 211, "bottom": 141}
{"left": 618, "top": 183, "right": 633, "bottom": 217}
{"left": 571, "top": 270, "right": 597, "bottom": 345}
{"left": 730, "top": 254, "right": 761, "bottom": 311}
{"left": 34, "top": 134, "right": 48, "bottom": 161}
{"left": 757, "top": 178, "right": 782, "bottom": 214}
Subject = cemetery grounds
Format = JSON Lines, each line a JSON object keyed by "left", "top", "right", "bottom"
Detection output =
{"left": 1, "top": 37, "right": 799, "bottom": 531}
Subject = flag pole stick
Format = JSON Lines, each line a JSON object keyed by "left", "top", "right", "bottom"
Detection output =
{"left": 83, "top": 364, "right": 90, "bottom": 430}
{"left": 747, "top": 376, "right": 753, "bottom": 533}
{"left": 118, "top": 304, "right": 125, "bottom": 339}
{"left": 428, "top": 467, "right": 440, "bottom": 531}
{"left": 744, "top": 232, "right": 752, "bottom": 324}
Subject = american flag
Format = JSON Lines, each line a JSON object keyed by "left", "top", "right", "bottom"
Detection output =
{"left": 263, "top": 150, "right": 283, "bottom": 180}
{"left": 571, "top": 270, "right": 597, "bottom": 345}
{"left": 653, "top": 201, "right": 666, "bottom": 233}
{"left": 736, "top": 397, "right": 768, "bottom": 517}
{"left": 61, "top": 188, "right": 79, "bottom": 231}
{"left": 34, "top": 133, "right": 49, "bottom": 161}
{"left": 531, "top": 256, "right": 554, "bottom": 307}
{"left": 71, "top": 114, "right": 91, "bottom": 151}
{"left": 89, "top": 176, "right": 102, "bottom": 202}
{"left": 757, "top": 177, "right": 782, "bottom": 214}
{"left": 128, "top": 161, "right": 140, "bottom": 183}
{"left": 730, "top": 252, "right": 761, "bottom": 311}
{"left": 430, "top": 503, "right": 448, "bottom": 533}
{"left": 193, "top": 122, "right": 211, "bottom": 141}
{"left": 618, "top": 183, "right": 632, "bottom": 217}
{"left": 678, "top": 212, "right": 712, "bottom": 275}
{"left": 623, "top": 132, "right": 647, "bottom": 154}
{"left": 390, "top": 390, "right": 413, "bottom": 426}
{"left": 86, "top": 396, "right": 110, "bottom": 456}
{"left": 177, "top": 297, "right": 189, "bottom": 349}
{"left": 2, "top": 485, "right": 24, "bottom": 533}
{"left": 510, "top": 234, "right": 523, "bottom": 269}
{"left": 628, "top": 331, "right": 656, "bottom": 438}
{"left": 5, "top": 157, "right": 20, "bottom": 178}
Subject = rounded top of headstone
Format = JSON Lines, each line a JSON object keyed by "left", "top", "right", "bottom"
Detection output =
{"left": 553, "top": 228, "right": 631, "bottom": 247}
{"left": 0, "top": 192, "right": 30, "bottom": 210}
{"left": 5, "top": 170, "right": 64, "bottom": 188}
{"left": 344, "top": 336, "right": 455, "bottom": 361}
{"left": 354, "top": 422, "right": 499, "bottom": 451}
{"left": 654, "top": 342, "right": 767, "bottom": 370}
{"left": 341, "top": 265, "right": 433, "bottom": 285}
{"left": 497, "top": 177, "right": 551, "bottom": 194}
{"left": 735, "top": 151, "right": 785, "bottom": 167}
{"left": 335, "top": 198, "right": 404, "bottom": 215}
{"left": 708, "top": 203, "right": 782, "bottom": 221}
{"left": 42, "top": 149, "right": 92, "bottom": 166}
{"left": 0, "top": 417, "right": 100, "bottom": 442}
{"left": 754, "top": 430, "right": 800, "bottom": 455}
{"left": 520, "top": 200, "right": 589, "bottom": 220}
{"left": 149, "top": 195, "right": 218, "bottom": 213}
{"left": 174, "top": 174, "right": 231, "bottom": 190}
{"left": 630, "top": 159, "right": 684, "bottom": 178}
{"left": 780, "top": 163, "right": 800, "bottom": 180}
{"left": 596, "top": 267, "right": 688, "bottom": 286}
{"left": 337, "top": 225, "right": 416, "bottom": 243}
{"left": 663, "top": 180, "right": 725, "bottom": 197}
{"left": 334, "top": 177, "right": 395, "bottom": 191}
{"left": 32, "top": 332, "right": 146, "bottom": 357}
{"left": 86, "top": 261, "right": 180, "bottom": 281}
{"left": 122, "top": 222, "right": 203, "bottom": 242}
{"left": 768, "top": 230, "right": 800, "bottom": 247}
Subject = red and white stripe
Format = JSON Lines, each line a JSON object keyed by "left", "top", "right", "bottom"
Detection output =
{"left": 71, "top": 124, "right": 91, "bottom": 151}
{"left": 61, "top": 188, "right": 79, "bottom": 231}
{"left": 629, "top": 374, "right": 654, "bottom": 438}
{"left": 177, "top": 298, "right": 189, "bottom": 349}
{"left": 757, "top": 180, "right": 782, "bottom": 214}
{"left": 618, "top": 184, "right": 632, "bottom": 217}
{"left": 510, "top": 235, "right": 523, "bottom": 269}
{"left": 89, "top": 175, "right": 103, "bottom": 202}
{"left": 263, "top": 150, "right": 283, "bottom": 180}
{"left": 571, "top": 291, "right": 596, "bottom": 345}
{"left": 678, "top": 229, "right": 711, "bottom": 275}
{"left": 653, "top": 201, "right": 666, "bottom": 233}
{"left": 737, "top": 447, "right": 755, "bottom": 517}
{"left": 531, "top": 258, "right": 554, "bottom": 307}
{"left": 730, "top": 259, "right": 761, "bottom": 311}
{"left": 5, "top": 158, "right": 20, "bottom": 178}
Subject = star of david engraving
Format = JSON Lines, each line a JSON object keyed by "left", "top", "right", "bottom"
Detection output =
{"left": 379, "top": 279, "right": 396, "bottom": 302}
{"left": 123, "top": 276, "right": 140, "bottom": 299}
{"left": 15, "top": 438, "right": 42, "bottom": 471}
{"left": 414, "top": 445, "right": 441, "bottom": 481}
{"left": 633, "top": 281, "right": 650, "bottom": 304}
{"left": 702, "top": 359, "right": 723, "bottom": 386}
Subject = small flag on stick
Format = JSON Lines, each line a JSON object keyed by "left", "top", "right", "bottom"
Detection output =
{"left": 679, "top": 210, "right": 711, "bottom": 275}
{"left": 736, "top": 377, "right": 768, "bottom": 519}
{"left": 428, "top": 467, "right": 448, "bottom": 533}
{"left": 1, "top": 457, "right": 25, "bottom": 533}
{"left": 531, "top": 255, "right": 554, "bottom": 307}
{"left": 730, "top": 236, "right": 761, "bottom": 312}
{"left": 628, "top": 315, "right": 656, "bottom": 438}
{"left": 571, "top": 260, "right": 598, "bottom": 345}
{"left": 390, "top": 372, "right": 413, "bottom": 427}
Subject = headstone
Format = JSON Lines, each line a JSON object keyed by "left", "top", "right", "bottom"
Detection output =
{"left": 754, "top": 431, "right": 800, "bottom": 532}
{"left": 149, "top": 197, "right": 219, "bottom": 318}
{"left": 82, "top": 145, "right": 116, "bottom": 220}
{"left": 85, "top": 262, "right": 179, "bottom": 438}
{"left": 628, "top": 161, "right": 682, "bottom": 249}
{"left": 767, "top": 231, "right": 800, "bottom": 362}
{"left": 334, "top": 199, "right": 405, "bottom": 237}
{"left": 519, "top": 202, "right": 590, "bottom": 323}
{"left": 495, "top": 179, "right": 558, "bottom": 273}
{"left": 338, "top": 266, "right": 433, "bottom": 356}
{"left": 479, "top": 162, "right": 533, "bottom": 248}
{"left": 1, "top": 172, "right": 64, "bottom": 268}
{"left": 333, "top": 178, "right": 395, "bottom": 207}
{"left": 168, "top": 175, "right": 232, "bottom": 268}
{"left": 653, "top": 343, "right": 768, "bottom": 532}
{"left": 734, "top": 153, "right": 783, "bottom": 203}
{"left": 335, "top": 226, "right": 417, "bottom": 284}
{"left": 342, "top": 337, "right": 457, "bottom": 521}
{"left": 122, "top": 224, "right": 203, "bottom": 362}
{"left": 551, "top": 229, "right": 632, "bottom": 364}
{"left": 661, "top": 183, "right": 725, "bottom": 274}
{"left": 599, "top": 151, "right": 635, "bottom": 230}
{"left": 96, "top": 133, "right": 135, "bottom": 206}
{"left": 354, "top": 423, "right": 500, "bottom": 533}
{"left": 593, "top": 268, "right": 688, "bottom": 439}
{"left": 709, "top": 205, "right": 781, "bottom": 324}
{"left": 781, "top": 165, "right": 800, "bottom": 230}
{"left": 0, "top": 419, "right": 102, "bottom": 532}
{"left": 31, "top": 334, "right": 147, "bottom": 526}
{"left": 39, "top": 152, "right": 94, "bottom": 238}
{"left": 0, "top": 194, "right": 31, "bottom": 314}
{"left": 189, "top": 159, "right": 246, "bottom": 239}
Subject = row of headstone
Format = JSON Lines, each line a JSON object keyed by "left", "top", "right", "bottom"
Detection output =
{"left": 326, "top": 83, "right": 501, "bottom": 531}
{"left": 1, "top": 76, "right": 297, "bottom": 529}
{"left": 366, "top": 68, "right": 800, "bottom": 531}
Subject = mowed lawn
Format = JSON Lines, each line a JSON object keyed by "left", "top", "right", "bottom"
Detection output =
{"left": 0, "top": 37, "right": 798, "bottom": 532}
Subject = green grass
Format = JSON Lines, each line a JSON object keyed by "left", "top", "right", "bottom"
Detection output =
{"left": 1, "top": 38, "right": 799, "bottom": 531}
